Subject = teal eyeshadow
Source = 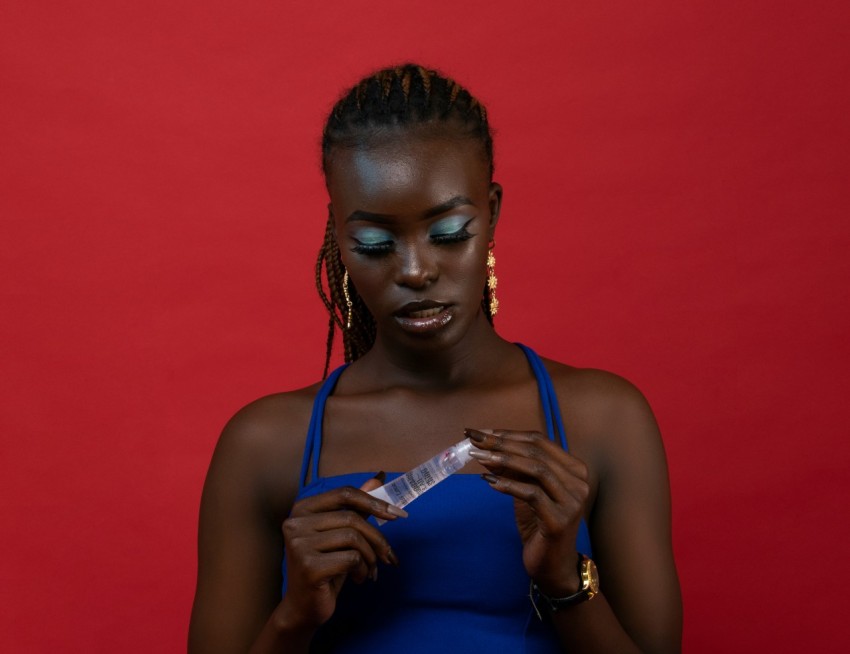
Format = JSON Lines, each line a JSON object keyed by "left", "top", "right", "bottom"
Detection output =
{"left": 351, "top": 227, "right": 393, "bottom": 245}
{"left": 429, "top": 216, "right": 470, "bottom": 237}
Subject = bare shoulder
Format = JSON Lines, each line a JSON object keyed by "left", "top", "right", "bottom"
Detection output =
{"left": 218, "top": 385, "right": 319, "bottom": 451}
{"left": 537, "top": 358, "right": 663, "bottom": 472}
{"left": 541, "top": 358, "right": 657, "bottom": 426}
{"left": 206, "top": 382, "right": 323, "bottom": 520}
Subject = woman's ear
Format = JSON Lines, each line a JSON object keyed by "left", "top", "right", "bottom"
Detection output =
{"left": 488, "top": 182, "right": 503, "bottom": 240}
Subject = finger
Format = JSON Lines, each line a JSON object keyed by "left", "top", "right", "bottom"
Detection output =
{"left": 359, "top": 471, "right": 387, "bottom": 494}
{"left": 481, "top": 473, "right": 589, "bottom": 534}
{"left": 301, "top": 528, "right": 381, "bottom": 582}
{"left": 469, "top": 447, "right": 575, "bottom": 505}
{"left": 291, "top": 485, "right": 408, "bottom": 521}
{"left": 307, "top": 527, "right": 378, "bottom": 563}
{"left": 299, "top": 549, "right": 374, "bottom": 586}
{"left": 466, "top": 428, "right": 588, "bottom": 481}
{"left": 466, "top": 428, "right": 588, "bottom": 502}
{"left": 466, "top": 429, "right": 588, "bottom": 481}
{"left": 284, "top": 510, "right": 400, "bottom": 567}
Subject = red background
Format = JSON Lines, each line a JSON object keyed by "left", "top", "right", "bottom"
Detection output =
{"left": 2, "top": 1, "right": 848, "bottom": 651}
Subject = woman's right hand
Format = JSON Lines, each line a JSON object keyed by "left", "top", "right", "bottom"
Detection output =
{"left": 277, "top": 478, "right": 406, "bottom": 632}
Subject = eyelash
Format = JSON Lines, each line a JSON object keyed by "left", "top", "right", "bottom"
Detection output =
{"left": 351, "top": 221, "right": 475, "bottom": 256}
{"left": 351, "top": 242, "right": 393, "bottom": 256}
{"left": 432, "top": 222, "right": 474, "bottom": 245}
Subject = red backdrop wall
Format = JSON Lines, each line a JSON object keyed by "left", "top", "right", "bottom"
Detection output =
{"left": 2, "top": 1, "right": 848, "bottom": 651}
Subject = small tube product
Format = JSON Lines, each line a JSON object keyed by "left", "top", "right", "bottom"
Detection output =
{"left": 368, "top": 437, "right": 480, "bottom": 525}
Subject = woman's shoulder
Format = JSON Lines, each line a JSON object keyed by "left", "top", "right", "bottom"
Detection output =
{"left": 537, "top": 357, "right": 661, "bottom": 456}
{"left": 205, "top": 380, "right": 326, "bottom": 515}
{"left": 534, "top": 356, "right": 668, "bottom": 504}
{"left": 221, "top": 382, "right": 322, "bottom": 448}
{"left": 542, "top": 358, "right": 652, "bottom": 412}
{"left": 216, "top": 379, "right": 328, "bottom": 464}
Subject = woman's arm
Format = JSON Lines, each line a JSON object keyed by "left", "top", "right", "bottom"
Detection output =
{"left": 579, "top": 371, "right": 682, "bottom": 652}
{"left": 469, "top": 369, "right": 681, "bottom": 653}
{"left": 542, "top": 371, "right": 682, "bottom": 652}
{"left": 188, "top": 395, "right": 405, "bottom": 654}
{"left": 188, "top": 396, "right": 299, "bottom": 654}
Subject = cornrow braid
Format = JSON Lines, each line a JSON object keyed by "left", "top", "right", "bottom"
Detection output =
{"left": 315, "top": 64, "right": 495, "bottom": 377}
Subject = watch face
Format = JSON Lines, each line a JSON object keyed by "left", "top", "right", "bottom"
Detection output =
{"left": 587, "top": 560, "right": 600, "bottom": 594}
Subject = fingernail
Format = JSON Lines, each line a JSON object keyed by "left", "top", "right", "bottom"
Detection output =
{"left": 372, "top": 470, "right": 387, "bottom": 484}
{"left": 465, "top": 428, "right": 486, "bottom": 442}
{"left": 386, "top": 548, "right": 400, "bottom": 567}
{"left": 481, "top": 473, "right": 499, "bottom": 485}
{"left": 370, "top": 566, "right": 378, "bottom": 582}
{"left": 386, "top": 504, "right": 409, "bottom": 518}
{"left": 468, "top": 449, "right": 492, "bottom": 461}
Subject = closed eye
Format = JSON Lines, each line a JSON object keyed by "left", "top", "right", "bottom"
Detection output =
{"left": 351, "top": 237, "right": 394, "bottom": 256}
{"left": 349, "top": 226, "right": 395, "bottom": 256}
{"left": 430, "top": 218, "right": 475, "bottom": 245}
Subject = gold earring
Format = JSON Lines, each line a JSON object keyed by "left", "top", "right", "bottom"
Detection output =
{"left": 487, "top": 246, "right": 499, "bottom": 316}
{"left": 342, "top": 270, "right": 353, "bottom": 329}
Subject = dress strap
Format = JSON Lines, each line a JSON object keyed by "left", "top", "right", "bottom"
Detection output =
{"left": 516, "top": 343, "right": 592, "bottom": 557}
{"left": 299, "top": 364, "right": 348, "bottom": 490}
{"left": 516, "top": 343, "right": 568, "bottom": 451}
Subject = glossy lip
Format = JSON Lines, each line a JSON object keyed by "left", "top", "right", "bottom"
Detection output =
{"left": 393, "top": 300, "right": 454, "bottom": 334}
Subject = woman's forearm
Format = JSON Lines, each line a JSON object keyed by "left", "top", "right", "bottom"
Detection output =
{"left": 549, "top": 590, "right": 680, "bottom": 654}
{"left": 247, "top": 601, "right": 316, "bottom": 654}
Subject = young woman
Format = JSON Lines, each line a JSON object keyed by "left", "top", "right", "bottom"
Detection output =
{"left": 189, "top": 64, "right": 682, "bottom": 653}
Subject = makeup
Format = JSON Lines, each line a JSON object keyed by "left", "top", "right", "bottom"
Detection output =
{"left": 428, "top": 216, "right": 473, "bottom": 243}
{"left": 350, "top": 226, "right": 393, "bottom": 244}
{"left": 350, "top": 227, "right": 394, "bottom": 255}
{"left": 368, "top": 437, "right": 481, "bottom": 525}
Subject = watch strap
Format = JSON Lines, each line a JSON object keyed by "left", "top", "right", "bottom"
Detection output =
{"left": 529, "top": 555, "right": 599, "bottom": 619}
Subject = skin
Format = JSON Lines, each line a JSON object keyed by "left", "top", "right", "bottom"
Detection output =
{"left": 189, "top": 127, "right": 682, "bottom": 653}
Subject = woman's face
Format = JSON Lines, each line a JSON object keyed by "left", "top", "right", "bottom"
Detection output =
{"left": 327, "top": 132, "right": 501, "bottom": 353}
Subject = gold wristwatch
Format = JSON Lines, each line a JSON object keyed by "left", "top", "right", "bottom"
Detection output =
{"left": 530, "top": 555, "right": 600, "bottom": 617}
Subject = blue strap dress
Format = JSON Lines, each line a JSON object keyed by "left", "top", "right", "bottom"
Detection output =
{"left": 285, "top": 344, "right": 592, "bottom": 652}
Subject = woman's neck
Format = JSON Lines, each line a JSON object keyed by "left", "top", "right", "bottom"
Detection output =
{"left": 346, "top": 318, "right": 520, "bottom": 392}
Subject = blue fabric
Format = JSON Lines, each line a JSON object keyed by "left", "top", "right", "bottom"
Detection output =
{"left": 285, "top": 344, "right": 592, "bottom": 652}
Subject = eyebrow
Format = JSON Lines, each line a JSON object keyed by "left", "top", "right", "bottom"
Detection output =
{"left": 345, "top": 195, "right": 476, "bottom": 223}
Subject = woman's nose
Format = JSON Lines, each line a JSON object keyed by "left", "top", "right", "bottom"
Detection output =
{"left": 394, "top": 242, "right": 438, "bottom": 289}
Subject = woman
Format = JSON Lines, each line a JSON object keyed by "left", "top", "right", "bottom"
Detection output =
{"left": 189, "top": 64, "right": 682, "bottom": 653}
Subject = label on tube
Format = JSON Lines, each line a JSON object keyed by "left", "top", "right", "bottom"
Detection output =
{"left": 368, "top": 437, "right": 479, "bottom": 525}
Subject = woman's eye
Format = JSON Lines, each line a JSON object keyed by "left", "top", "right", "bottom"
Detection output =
{"left": 430, "top": 218, "right": 474, "bottom": 244}
{"left": 349, "top": 228, "right": 395, "bottom": 255}
{"left": 351, "top": 238, "right": 394, "bottom": 256}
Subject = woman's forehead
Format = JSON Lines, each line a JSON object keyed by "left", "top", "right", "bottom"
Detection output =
{"left": 327, "top": 136, "right": 489, "bottom": 212}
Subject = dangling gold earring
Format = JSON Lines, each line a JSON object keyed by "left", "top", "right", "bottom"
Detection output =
{"left": 342, "top": 270, "right": 354, "bottom": 330}
{"left": 487, "top": 243, "right": 499, "bottom": 316}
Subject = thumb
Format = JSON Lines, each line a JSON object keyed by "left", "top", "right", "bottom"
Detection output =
{"left": 359, "top": 470, "right": 386, "bottom": 493}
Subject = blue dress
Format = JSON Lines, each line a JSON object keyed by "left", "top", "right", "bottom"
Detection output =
{"left": 285, "top": 344, "right": 592, "bottom": 652}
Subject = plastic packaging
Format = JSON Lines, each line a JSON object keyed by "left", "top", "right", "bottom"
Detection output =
{"left": 368, "top": 437, "right": 479, "bottom": 525}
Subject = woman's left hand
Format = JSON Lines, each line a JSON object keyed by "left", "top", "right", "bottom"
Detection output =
{"left": 466, "top": 428, "right": 590, "bottom": 596}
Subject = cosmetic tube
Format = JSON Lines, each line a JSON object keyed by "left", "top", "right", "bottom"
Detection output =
{"left": 368, "top": 437, "right": 480, "bottom": 525}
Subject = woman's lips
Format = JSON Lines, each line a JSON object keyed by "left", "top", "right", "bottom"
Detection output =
{"left": 407, "top": 307, "right": 444, "bottom": 319}
{"left": 394, "top": 303, "right": 453, "bottom": 334}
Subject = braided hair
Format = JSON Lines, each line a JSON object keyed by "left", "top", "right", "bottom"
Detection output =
{"left": 315, "top": 64, "right": 496, "bottom": 378}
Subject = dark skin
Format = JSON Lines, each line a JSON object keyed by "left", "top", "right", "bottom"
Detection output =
{"left": 189, "top": 127, "right": 682, "bottom": 653}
